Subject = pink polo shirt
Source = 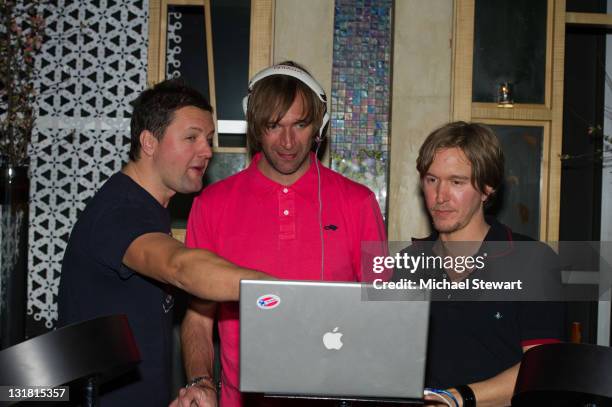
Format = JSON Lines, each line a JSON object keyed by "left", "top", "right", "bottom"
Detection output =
{"left": 186, "top": 152, "right": 387, "bottom": 406}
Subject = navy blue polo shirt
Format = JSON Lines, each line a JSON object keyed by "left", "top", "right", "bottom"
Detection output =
{"left": 58, "top": 172, "right": 174, "bottom": 406}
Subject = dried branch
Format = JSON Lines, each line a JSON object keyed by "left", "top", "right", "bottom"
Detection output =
{"left": 0, "top": 0, "right": 45, "bottom": 167}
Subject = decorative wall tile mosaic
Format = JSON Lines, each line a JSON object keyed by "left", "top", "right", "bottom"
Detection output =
{"left": 330, "top": 0, "right": 392, "bottom": 215}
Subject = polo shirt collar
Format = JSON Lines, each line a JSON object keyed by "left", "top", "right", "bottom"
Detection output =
{"left": 245, "top": 152, "right": 319, "bottom": 203}
{"left": 414, "top": 216, "right": 515, "bottom": 257}
{"left": 481, "top": 216, "right": 515, "bottom": 258}
{"left": 417, "top": 216, "right": 511, "bottom": 242}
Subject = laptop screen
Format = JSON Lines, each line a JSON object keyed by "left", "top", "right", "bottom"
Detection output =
{"left": 240, "top": 280, "right": 429, "bottom": 401}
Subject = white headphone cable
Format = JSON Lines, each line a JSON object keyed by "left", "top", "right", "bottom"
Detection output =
{"left": 314, "top": 141, "right": 324, "bottom": 281}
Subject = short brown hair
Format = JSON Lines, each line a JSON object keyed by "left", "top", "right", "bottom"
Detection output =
{"left": 246, "top": 61, "right": 326, "bottom": 154}
{"left": 129, "top": 79, "right": 212, "bottom": 161}
{"left": 417, "top": 121, "right": 504, "bottom": 201}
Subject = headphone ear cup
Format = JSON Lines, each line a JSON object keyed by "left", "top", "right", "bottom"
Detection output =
{"left": 315, "top": 111, "right": 330, "bottom": 143}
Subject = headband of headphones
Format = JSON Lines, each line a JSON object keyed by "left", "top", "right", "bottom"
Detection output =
{"left": 242, "top": 64, "right": 330, "bottom": 140}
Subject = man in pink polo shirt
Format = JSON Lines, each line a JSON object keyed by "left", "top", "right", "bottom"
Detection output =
{"left": 176, "top": 61, "right": 386, "bottom": 407}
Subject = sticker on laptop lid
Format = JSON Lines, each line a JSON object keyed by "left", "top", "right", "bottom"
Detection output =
{"left": 257, "top": 294, "right": 281, "bottom": 310}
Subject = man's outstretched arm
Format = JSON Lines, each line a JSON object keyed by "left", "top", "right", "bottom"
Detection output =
{"left": 123, "top": 232, "right": 271, "bottom": 302}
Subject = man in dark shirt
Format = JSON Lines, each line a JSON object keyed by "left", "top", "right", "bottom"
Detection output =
{"left": 58, "top": 79, "right": 269, "bottom": 406}
{"left": 403, "top": 121, "right": 565, "bottom": 407}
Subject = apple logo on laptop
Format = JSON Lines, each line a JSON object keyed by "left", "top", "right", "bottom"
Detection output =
{"left": 322, "top": 327, "right": 343, "bottom": 350}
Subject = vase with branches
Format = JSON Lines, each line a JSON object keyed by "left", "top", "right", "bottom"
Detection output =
{"left": 0, "top": 0, "right": 44, "bottom": 349}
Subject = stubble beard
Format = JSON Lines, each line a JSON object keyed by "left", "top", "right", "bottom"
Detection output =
{"left": 262, "top": 149, "right": 310, "bottom": 176}
{"left": 433, "top": 219, "right": 463, "bottom": 234}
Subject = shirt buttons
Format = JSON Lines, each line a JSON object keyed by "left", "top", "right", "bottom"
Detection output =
{"left": 283, "top": 210, "right": 290, "bottom": 216}
{"left": 282, "top": 188, "right": 289, "bottom": 193}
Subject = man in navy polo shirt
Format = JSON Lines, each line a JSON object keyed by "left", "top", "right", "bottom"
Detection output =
{"left": 58, "top": 80, "right": 270, "bottom": 407}
{"left": 405, "top": 121, "right": 565, "bottom": 407}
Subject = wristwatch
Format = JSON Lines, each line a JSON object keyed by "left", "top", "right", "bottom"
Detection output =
{"left": 186, "top": 375, "right": 217, "bottom": 391}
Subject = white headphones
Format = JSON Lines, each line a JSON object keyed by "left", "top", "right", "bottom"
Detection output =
{"left": 242, "top": 64, "right": 330, "bottom": 141}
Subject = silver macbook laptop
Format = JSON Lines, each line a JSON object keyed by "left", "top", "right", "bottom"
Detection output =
{"left": 239, "top": 280, "right": 429, "bottom": 401}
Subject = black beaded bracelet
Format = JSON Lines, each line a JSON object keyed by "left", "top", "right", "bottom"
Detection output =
{"left": 456, "top": 384, "right": 476, "bottom": 407}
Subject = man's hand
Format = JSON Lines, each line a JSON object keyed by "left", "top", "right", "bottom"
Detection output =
{"left": 169, "top": 383, "right": 217, "bottom": 407}
{"left": 123, "top": 232, "right": 273, "bottom": 302}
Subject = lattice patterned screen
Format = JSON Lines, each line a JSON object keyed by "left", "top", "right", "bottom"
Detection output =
{"left": 28, "top": 0, "right": 149, "bottom": 334}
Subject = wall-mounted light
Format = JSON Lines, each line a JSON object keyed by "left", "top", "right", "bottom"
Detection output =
{"left": 497, "top": 82, "right": 514, "bottom": 108}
